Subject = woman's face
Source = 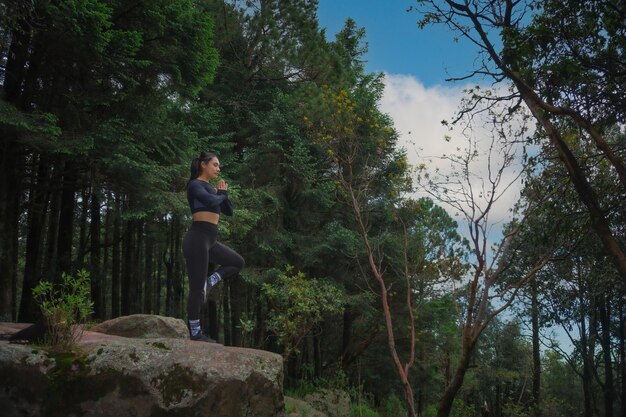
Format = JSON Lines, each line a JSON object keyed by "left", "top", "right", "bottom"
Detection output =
{"left": 201, "top": 157, "right": 221, "bottom": 179}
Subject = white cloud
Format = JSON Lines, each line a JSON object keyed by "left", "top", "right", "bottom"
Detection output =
{"left": 380, "top": 73, "right": 529, "bottom": 237}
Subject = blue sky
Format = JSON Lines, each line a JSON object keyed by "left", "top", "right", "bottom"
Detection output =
{"left": 316, "top": 0, "right": 523, "bottom": 232}
{"left": 316, "top": 0, "right": 479, "bottom": 87}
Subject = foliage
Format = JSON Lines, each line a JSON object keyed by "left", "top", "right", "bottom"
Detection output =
{"left": 31, "top": 270, "right": 94, "bottom": 347}
{"left": 349, "top": 404, "right": 381, "bottom": 417}
{"left": 380, "top": 394, "right": 407, "bottom": 417}
{"left": 262, "top": 266, "right": 345, "bottom": 359}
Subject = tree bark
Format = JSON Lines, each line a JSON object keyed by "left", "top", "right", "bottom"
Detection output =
{"left": 3, "top": 17, "right": 31, "bottom": 103}
{"left": 172, "top": 217, "right": 182, "bottom": 317}
{"left": 208, "top": 300, "right": 219, "bottom": 342}
{"left": 531, "top": 282, "right": 542, "bottom": 417}
{"left": 314, "top": 334, "right": 322, "bottom": 378}
{"left": 121, "top": 218, "right": 135, "bottom": 316}
{"left": 102, "top": 194, "right": 112, "bottom": 318}
{"left": 155, "top": 240, "right": 162, "bottom": 315}
{"left": 111, "top": 195, "right": 121, "bottom": 318}
{"left": 1, "top": 14, "right": 31, "bottom": 321}
{"left": 132, "top": 221, "right": 144, "bottom": 314}
{"left": 144, "top": 231, "right": 154, "bottom": 314}
{"left": 90, "top": 189, "right": 102, "bottom": 319}
{"left": 19, "top": 155, "right": 50, "bottom": 321}
{"left": 57, "top": 160, "right": 76, "bottom": 275}
{"left": 43, "top": 161, "right": 62, "bottom": 280}
{"left": 598, "top": 293, "right": 614, "bottom": 417}
{"left": 617, "top": 301, "right": 626, "bottom": 417}
{"left": 223, "top": 284, "right": 232, "bottom": 345}
{"left": 77, "top": 189, "right": 90, "bottom": 267}
{"left": 437, "top": 338, "right": 476, "bottom": 417}
{"left": 164, "top": 218, "right": 174, "bottom": 316}
{"left": 580, "top": 292, "right": 595, "bottom": 417}
{"left": 230, "top": 274, "right": 245, "bottom": 346}
{"left": 0, "top": 141, "right": 22, "bottom": 321}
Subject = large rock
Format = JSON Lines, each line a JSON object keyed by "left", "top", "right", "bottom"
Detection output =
{"left": 90, "top": 314, "right": 189, "bottom": 339}
{"left": 0, "top": 318, "right": 285, "bottom": 417}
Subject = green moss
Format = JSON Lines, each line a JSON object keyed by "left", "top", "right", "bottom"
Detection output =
{"left": 150, "top": 341, "right": 171, "bottom": 351}
{"left": 42, "top": 348, "right": 93, "bottom": 415}
{"left": 151, "top": 364, "right": 204, "bottom": 407}
{"left": 129, "top": 350, "right": 140, "bottom": 363}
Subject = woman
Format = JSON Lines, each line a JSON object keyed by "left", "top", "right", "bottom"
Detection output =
{"left": 183, "top": 151, "right": 245, "bottom": 342}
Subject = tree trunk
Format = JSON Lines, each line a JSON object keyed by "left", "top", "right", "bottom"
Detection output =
{"left": 437, "top": 337, "right": 476, "bottom": 417}
{"left": 530, "top": 282, "right": 542, "bottom": 417}
{"left": 111, "top": 195, "right": 121, "bottom": 318}
{"left": 144, "top": 231, "right": 154, "bottom": 314}
{"left": 3, "top": 16, "right": 31, "bottom": 103}
{"left": 1, "top": 15, "right": 31, "bottom": 320}
{"left": 230, "top": 275, "right": 245, "bottom": 346}
{"left": 164, "top": 219, "right": 174, "bottom": 316}
{"left": 208, "top": 300, "right": 219, "bottom": 342}
{"left": 121, "top": 218, "right": 135, "bottom": 316}
{"left": 254, "top": 289, "right": 265, "bottom": 349}
{"left": 19, "top": 155, "right": 50, "bottom": 322}
{"left": 90, "top": 189, "right": 102, "bottom": 319}
{"left": 223, "top": 284, "right": 232, "bottom": 346}
{"left": 342, "top": 308, "right": 353, "bottom": 361}
{"left": 580, "top": 299, "right": 595, "bottom": 417}
{"left": 314, "top": 334, "right": 322, "bottom": 378}
{"left": 156, "top": 240, "right": 162, "bottom": 315}
{"left": 57, "top": 160, "right": 76, "bottom": 275}
{"left": 102, "top": 194, "right": 112, "bottom": 318}
{"left": 0, "top": 141, "right": 22, "bottom": 321}
{"left": 77, "top": 189, "right": 90, "bottom": 267}
{"left": 617, "top": 302, "right": 626, "bottom": 417}
{"left": 598, "top": 293, "right": 614, "bottom": 417}
{"left": 43, "top": 161, "right": 62, "bottom": 280}
{"left": 132, "top": 221, "right": 144, "bottom": 314}
{"left": 172, "top": 217, "right": 182, "bottom": 317}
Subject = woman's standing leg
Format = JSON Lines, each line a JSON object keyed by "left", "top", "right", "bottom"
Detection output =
{"left": 182, "top": 228, "right": 210, "bottom": 337}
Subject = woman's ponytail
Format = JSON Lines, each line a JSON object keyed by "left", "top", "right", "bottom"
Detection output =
{"left": 187, "top": 152, "right": 218, "bottom": 186}
{"left": 188, "top": 158, "right": 201, "bottom": 184}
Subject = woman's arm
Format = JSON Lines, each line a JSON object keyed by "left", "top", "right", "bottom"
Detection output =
{"left": 219, "top": 192, "right": 234, "bottom": 216}
{"left": 188, "top": 180, "right": 227, "bottom": 207}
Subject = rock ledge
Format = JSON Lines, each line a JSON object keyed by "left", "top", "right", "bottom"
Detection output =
{"left": 0, "top": 316, "right": 284, "bottom": 417}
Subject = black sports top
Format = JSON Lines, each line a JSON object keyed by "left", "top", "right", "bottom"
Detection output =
{"left": 186, "top": 179, "right": 233, "bottom": 216}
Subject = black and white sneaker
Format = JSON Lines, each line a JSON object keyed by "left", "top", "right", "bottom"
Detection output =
{"left": 190, "top": 332, "right": 218, "bottom": 343}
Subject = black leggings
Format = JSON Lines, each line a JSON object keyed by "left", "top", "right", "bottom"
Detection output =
{"left": 182, "top": 221, "right": 245, "bottom": 321}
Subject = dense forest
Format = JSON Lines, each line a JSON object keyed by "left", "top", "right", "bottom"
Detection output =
{"left": 1, "top": 1, "right": 625, "bottom": 417}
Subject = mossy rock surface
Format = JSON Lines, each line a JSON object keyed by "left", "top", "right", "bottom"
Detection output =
{"left": 0, "top": 317, "right": 285, "bottom": 417}
{"left": 90, "top": 314, "right": 189, "bottom": 339}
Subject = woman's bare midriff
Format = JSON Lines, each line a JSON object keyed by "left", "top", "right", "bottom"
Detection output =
{"left": 192, "top": 211, "right": 220, "bottom": 224}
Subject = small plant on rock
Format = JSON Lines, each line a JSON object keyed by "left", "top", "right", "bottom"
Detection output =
{"left": 32, "top": 269, "right": 93, "bottom": 347}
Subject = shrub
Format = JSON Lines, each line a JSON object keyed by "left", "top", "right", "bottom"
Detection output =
{"left": 32, "top": 269, "right": 93, "bottom": 347}
{"left": 262, "top": 265, "right": 345, "bottom": 359}
{"left": 380, "top": 394, "right": 406, "bottom": 417}
{"left": 349, "top": 404, "right": 380, "bottom": 417}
